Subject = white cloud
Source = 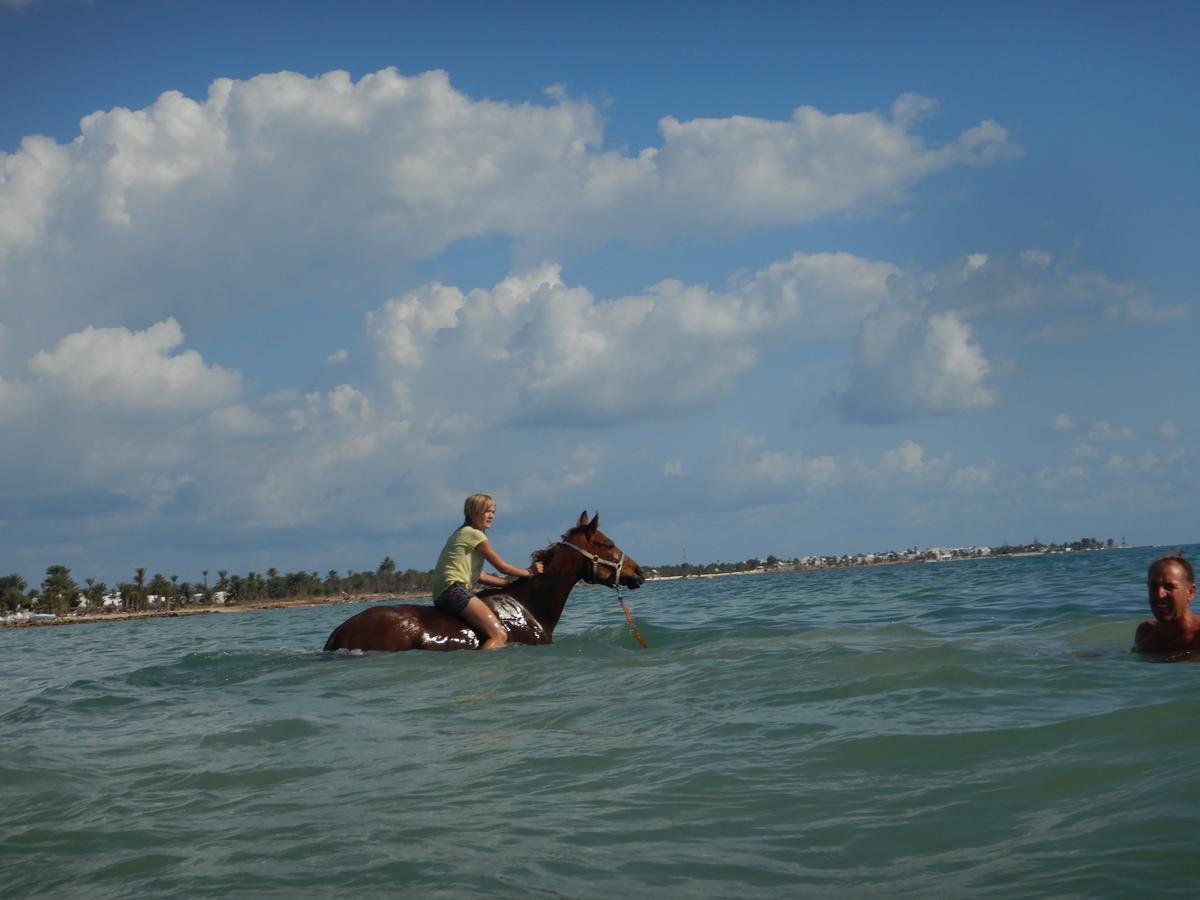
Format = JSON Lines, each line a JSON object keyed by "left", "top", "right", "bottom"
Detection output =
{"left": 206, "top": 404, "right": 271, "bottom": 438}
{"left": 964, "top": 253, "right": 988, "bottom": 272}
{"left": 646, "top": 100, "right": 1018, "bottom": 238}
{"left": 1159, "top": 420, "right": 1178, "bottom": 439}
{"left": 870, "top": 440, "right": 953, "bottom": 480}
{"left": 881, "top": 439, "right": 927, "bottom": 474}
{"left": 1021, "top": 249, "right": 1051, "bottom": 269}
{"left": 27, "top": 318, "right": 239, "bottom": 412}
{"left": 0, "top": 69, "right": 1017, "bottom": 357}
{"left": 951, "top": 461, "right": 994, "bottom": 491}
{"left": 664, "top": 460, "right": 685, "bottom": 477}
{"left": 716, "top": 428, "right": 840, "bottom": 493}
{"left": 368, "top": 253, "right": 894, "bottom": 428}
{"left": 890, "top": 93, "right": 938, "bottom": 128}
{"left": 729, "top": 251, "right": 897, "bottom": 337}
{"left": 831, "top": 249, "right": 1184, "bottom": 424}
{"left": 1119, "top": 297, "right": 1187, "bottom": 321}
{"left": 1051, "top": 413, "right": 1075, "bottom": 432}
{"left": 327, "top": 348, "right": 348, "bottom": 364}
{"left": 837, "top": 304, "right": 994, "bottom": 423}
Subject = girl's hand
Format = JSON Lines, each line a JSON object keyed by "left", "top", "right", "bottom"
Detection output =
{"left": 530, "top": 561, "right": 545, "bottom": 577}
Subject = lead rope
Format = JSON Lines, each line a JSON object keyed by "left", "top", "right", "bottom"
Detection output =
{"left": 556, "top": 541, "right": 650, "bottom": 649}
{"left": 615, "top": 583, "right": 650, "bottom": 649}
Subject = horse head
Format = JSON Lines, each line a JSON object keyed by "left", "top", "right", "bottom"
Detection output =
{"left": 541, "top": 511, "right": 646, "bottom": 589}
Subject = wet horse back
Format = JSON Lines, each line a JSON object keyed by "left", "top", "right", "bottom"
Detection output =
{"left": 484, "top": 594, "right": 551, "bottom": 645}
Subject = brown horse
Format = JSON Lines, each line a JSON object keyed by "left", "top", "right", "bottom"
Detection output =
{"left": 322, "top": 512, "right": 645, "bottom": 652}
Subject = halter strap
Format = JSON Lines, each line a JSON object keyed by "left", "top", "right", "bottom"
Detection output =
{"left": 555, "top": 540, "right": 625, "bottom": 586}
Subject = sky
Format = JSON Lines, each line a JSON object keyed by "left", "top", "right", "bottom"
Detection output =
{"left": 2, "top": 0, "right": 1198, "bottom": 588}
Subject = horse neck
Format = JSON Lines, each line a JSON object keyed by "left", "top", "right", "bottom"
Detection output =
{"left": 519, "top": 548, "right": 586, "bottom": 634}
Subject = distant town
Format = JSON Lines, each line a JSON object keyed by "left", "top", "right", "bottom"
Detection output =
{"left": 646, "top": 536, "right": 1126, "bottom": 579}
{"left": 2, "top": 536, "right": 1126, "bottom": 625}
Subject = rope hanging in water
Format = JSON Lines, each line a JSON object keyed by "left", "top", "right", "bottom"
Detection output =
{"left": 616, "top": 587, "right": 650, "bottom": 649}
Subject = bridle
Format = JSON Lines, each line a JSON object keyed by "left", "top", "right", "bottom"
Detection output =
{"left": 555, "top": 540, "right": 626, "bottom": 587}
{"left": 554, "top": 537, "right": 649, "bottom": 648}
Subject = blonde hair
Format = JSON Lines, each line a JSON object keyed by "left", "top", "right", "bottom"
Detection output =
{"left": 463, "top": 493, "right": 495, "bottom": 525}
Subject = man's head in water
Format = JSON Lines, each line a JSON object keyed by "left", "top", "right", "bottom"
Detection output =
{"left": 1147, "top": 556, "right": 1196, "bottom": 623}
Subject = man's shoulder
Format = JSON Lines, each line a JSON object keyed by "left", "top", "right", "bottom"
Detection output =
{"left": 1134, "top": 619, "right": 1162, "bottom": 651}
{"left": 1133, "top": 618, "right": 1200, "bottom": 654}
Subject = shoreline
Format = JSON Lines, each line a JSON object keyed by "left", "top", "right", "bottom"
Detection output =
{"left": 0, "top": 592, "right": 427, "bottom": 630}
{"left": 1, "top": 546, "right": 1118, "bottom": 630}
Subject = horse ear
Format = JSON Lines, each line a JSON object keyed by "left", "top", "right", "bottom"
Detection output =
{"left": 578, "top": 511, "right": 589, "bottom": 528}
{"left": 587, "top": 512, "right": 599, "bottom": 533}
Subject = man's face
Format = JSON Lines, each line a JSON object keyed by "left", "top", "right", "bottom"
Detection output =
{"left": 1147, "top": 561, "right": 1196, "bottom": 623}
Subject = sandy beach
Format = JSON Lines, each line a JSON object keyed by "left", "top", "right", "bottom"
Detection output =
{"left": 0, "top": 592, "right": 428, "bottom": 630}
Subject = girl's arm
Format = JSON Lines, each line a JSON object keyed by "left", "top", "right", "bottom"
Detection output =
{"left": 477, "top": 539, "right": 543, "bottom": 579}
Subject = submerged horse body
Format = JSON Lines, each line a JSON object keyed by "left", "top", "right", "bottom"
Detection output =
{"left": 322, "top": 512, "right": 644, "bottom": 652}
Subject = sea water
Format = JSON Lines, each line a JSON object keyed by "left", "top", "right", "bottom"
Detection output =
{"left": 2, "top": 545, "right": 1197, "bottom": 898}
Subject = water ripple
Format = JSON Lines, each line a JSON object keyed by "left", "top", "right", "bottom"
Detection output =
{"left": 2, "top": 547, "right": 1196, "bottom": 896}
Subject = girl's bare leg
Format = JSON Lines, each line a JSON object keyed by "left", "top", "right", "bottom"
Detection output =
{"left": 461, "top": 596, "right": 508, "bottom": 650}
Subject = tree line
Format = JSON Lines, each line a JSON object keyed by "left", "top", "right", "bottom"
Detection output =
{"left": 1, "top": 536, "right": 1124, "bottom": 615}
{"left": 1, "top": 556, "right": 439, "bottom": 615}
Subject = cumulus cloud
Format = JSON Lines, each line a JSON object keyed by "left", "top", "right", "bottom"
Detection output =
{"left": 0, "top": 68, "right": 1017, "bottom": 358}
{"left": 950, "top": 460, "right": 994, "bottom": 491}
{"left": 829, "top": 248, "right": 1185, "bottom": 424}
{"left": 0, "top": 240, "right": 898, "bottom": 552}
{"left": 11, "top": 241, "right": 902, "bottom": 545}
{"left": 368, "top": 252, "right": 894, "bottom": 428}
{"left": 844, "top": 440, "right": 993, "bottom": 499}
{"left": 28, "top": 318, "right": 240, "bottom": 412}
{"left": 880, "top": 440, "right": 932, "bottom": 474}
{"left": 1051, "top": 413, "right": 1075, "bottom": 432}
{"left": 836, "top": 303, "right": 994, "bottom": 423}
{"left": 716, "top": 428, "right": 839, "bottom": 494}
{"left": 645, "top": 98, "right": 1017, "bottom": 238}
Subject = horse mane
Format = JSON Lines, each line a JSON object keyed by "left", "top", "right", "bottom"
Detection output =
{"left": 530, "top": 525, "right": 589, "bottom": 567}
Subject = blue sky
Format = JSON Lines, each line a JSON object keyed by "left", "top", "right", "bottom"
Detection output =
{"left": 2, "top": 0, "right": 1197, "bottom": 587}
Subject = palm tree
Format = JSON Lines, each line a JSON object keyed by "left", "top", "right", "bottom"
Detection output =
{"left": 201, "top": 570, "right": 209, "bottom": 603}
{"left": 148, "top": 573, "right": 170, "bottom": 609}
{"left": 1, "top": 574, "right": 28, "bottom": 612}
{"left": 266, "top": 567, "right": 281, "bottom": 599}
{"left": 135, "top": 567, "right": 147, "bottom": 613}
{"left": 89, "top": 580, "right": 108, "bottom": 608}
{"left": 42, "top": 565, "right": 78, "bottom": 614}
{"left": 169, "top": 575, "right": 179, "bottom": 611}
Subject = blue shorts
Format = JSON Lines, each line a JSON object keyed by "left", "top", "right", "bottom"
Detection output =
{"left": 435, "top": 583, "right": 473, "bottom": 615}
